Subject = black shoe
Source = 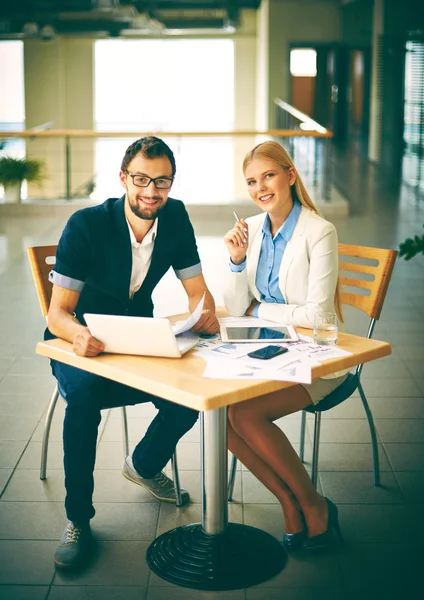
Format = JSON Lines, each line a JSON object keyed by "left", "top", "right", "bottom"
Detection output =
{"left": 303, "top": 498, "right": 343, "bottom": 550}
{"left": 283, "top": 529, "right": 307, "bottom": 551}
{"left": 54, "top": 521, "right": 93, "bottom": 569}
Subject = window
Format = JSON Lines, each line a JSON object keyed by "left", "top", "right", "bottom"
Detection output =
{"left": 290, "top": 49, "right": 317, "bottom": 77}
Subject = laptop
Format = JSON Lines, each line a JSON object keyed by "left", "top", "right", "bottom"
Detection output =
{"left": 84, "top": 313, "right": 199, "bottom": 358}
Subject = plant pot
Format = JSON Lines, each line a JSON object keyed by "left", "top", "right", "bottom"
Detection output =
{"left": 3, "top": 182, "right": 22, "bottom": 203}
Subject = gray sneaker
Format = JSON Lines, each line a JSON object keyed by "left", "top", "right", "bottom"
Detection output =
{"left": 54, "top": 521, "right": 93, "bottom": 569}
{"left": 122, "top": 456, "right": 190, "bottom": 504}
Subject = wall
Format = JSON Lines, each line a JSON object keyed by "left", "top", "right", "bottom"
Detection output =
{"left": 267, "top": 0, "right": 341, "bottom": 126}
{"left": 341, "top": 0, "right": 373, "bottom": 47}
{"left": 24, "top": 38, "right": 94, "bottom": 199}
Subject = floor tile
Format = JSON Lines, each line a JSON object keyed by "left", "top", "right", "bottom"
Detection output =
{"left": 248, "top": 545, "right": 343, "bottom": 588}
{"left": 94, "top": 442, "right": 136, "bottom": 470}
{"left": 375, "top": 418, "right": 424, "bottom": 443}
{"left": 0, "top": 440, "right": 28, "bottom": 468}
{"left": 0, "top": 414, "right": 41, "bottom": 441}
{"left": 242, "top": 472, "right": 279, "bottom": 504}
{"left": 414, "top": 378, "right": 424, "bottom": 394}
{"left": 49, "top": 587, "right": 147, "bottom": 600}
{"left": 0, "top": 357, "right": 15, "bottom": 377}
{"left": 0, "top": 374, "right": 54, "bottom": 396}
{"left": 6, "top": 356, "right": 52, "bottom": 376}
{"left": 247, "top": 588, "right": 345, "bottom": 600}
{"left": 405, "top": 359, "right": 424, "bottom": 379}
{"left": 0, "top": 501, "right": 66, "bottom": 540}
{"left": 1, "top": 469, "right": 65, "bottom": 502}
{"left": 337, "top": 504, "right": 420, "bottom": 543}
{"left": 307, "top": 419, "right": 374, "bottom": 443}
{"left": 383, "top": 443, "right": 424, "bottom": 470}
{"left": 359, "top": 378, "right": 422, "bottom": 397}
{"left": 147, "top": 589, "right": 245, "bottom": 599}
{"left": 167, "top": 442, "right": 200, "bottom": 470}
{"left": 338, "top": 543, "right": 421, "bottom": 599}
{"left": 319, "top": 471, "right": 403, "bottom": 504}
{"left": 0, "top": 586, "right": 49, "bottom": 599}
{"left": 0, "top": 468, "right": 12, "bottom": 495}
{"left": 18, "top": 441, "right": 64, "bottom": 470}
{"left": 360, "top": 355, "right": 410, "bottom": 378}
{"left": 395, "top": 471, "right": 424, "bottom": 503}
{"left": 0, "top": 393, "right": 49, "bottom": 417}
{"left": 367, "top": 396, "right": 424, "bottom": 419}
{"left": 319, "top": 397, "right": 366, "bottom": 419}
{"left": 315, "top": 443, "right": 391, "bottom": 471}
{"left": 91, "top": 503, "right": 159, "bottom": 541}
{"left": 53, "top": 541, "right": 150, "bottom": 586}
{"left": 0, "top": 540, "right": 56, "bottom": 584}
{"left": 93, "top": 470, "right": 161, "bottom": 504}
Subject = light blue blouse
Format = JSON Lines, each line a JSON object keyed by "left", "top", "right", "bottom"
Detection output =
{"left": 230, "top": 200, "right": 302, "bottom": 316}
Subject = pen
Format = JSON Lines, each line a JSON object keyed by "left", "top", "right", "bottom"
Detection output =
{"left": 233, "top": 211, "right": 248, "bottom": 237}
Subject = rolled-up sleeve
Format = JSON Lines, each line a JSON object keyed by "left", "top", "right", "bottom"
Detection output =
{"left": 50, "top": 211, "right": 91, "bottom": 292}
{"left": 172, "top": 206, "right": 202, "bottom": 281}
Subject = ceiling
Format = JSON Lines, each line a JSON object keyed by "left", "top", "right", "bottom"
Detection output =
{"left": 0, "top": 0, "right": 262, "bottom": 39}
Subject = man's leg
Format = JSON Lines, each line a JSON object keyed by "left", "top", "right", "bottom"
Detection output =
{"left": 52, "top": 360, "right": 135, "bottom": 568}
{"left": 124, "top": 397, "right": 198, "bottom": 503}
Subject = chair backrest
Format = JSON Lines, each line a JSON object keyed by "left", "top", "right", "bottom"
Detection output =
{"left": 338, "top": 243, "right": 397, "bottom": 321}
{"left": 27, "top": 245, "right": 57, "bottom": 318}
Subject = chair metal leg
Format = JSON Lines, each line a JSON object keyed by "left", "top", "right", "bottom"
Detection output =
{"left": 40, "top": 385, "right": 60, "bottom": 480}
{"left": 171, "top": 451, "right": 183, "bottom": 507}
{"left": 357, "top": 381, "right": 380, "bottom": 486}
{"left": 228, "top": 454, "right": 238, "bottom": 501}
{"left": 299, "top": 410, "right": 307, "bottom": 462}
{"left": 121, "top": 406, "right": 129, "bottom": 458}
{"left": 310, "top": 412, "right": 322, "bottom": 489}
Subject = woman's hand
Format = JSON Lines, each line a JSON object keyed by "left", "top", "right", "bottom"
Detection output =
{"left": 224, "top": 219, "right": 249, "bottom": 265}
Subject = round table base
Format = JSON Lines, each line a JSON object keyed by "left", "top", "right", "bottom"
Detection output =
{"left": 146, "top": 522, "right": 288, "bottom": 591}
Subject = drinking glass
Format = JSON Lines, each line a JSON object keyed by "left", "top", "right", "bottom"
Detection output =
{"left": 313, "top": 312, "right": 338, "bottom": 345}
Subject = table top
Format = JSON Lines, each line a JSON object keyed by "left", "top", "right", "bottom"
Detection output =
{"left": 36, "top": 313, "right": 391, "bottom": 411}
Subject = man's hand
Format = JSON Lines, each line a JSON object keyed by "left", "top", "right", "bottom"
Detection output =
{"left": 73, "top": 326, "right": 105, "bottom": 357}
{"left": 191, "top": 309, "right": 220, "bottom": 335}
{"left": 245, "top": 299, "right": 259, "bottom": 317}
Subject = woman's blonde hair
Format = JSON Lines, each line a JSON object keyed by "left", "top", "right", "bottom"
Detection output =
{"left": 243, "top": 141, "right": 343, "bottom": 322}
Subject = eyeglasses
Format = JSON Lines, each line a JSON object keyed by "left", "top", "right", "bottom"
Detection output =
{"left": 125, "top": 171, "right": 173, "bottom": 190}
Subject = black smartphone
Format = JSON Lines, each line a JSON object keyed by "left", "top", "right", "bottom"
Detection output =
{"left": 247, "top": 345, "right": 289, "bottom": 360}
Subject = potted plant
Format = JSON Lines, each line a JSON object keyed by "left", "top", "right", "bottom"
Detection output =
{"left": 0, "top": 156, "right": 45, "bottom": 203}
{"left": 399, "top": 225, "right": 424, "bottom": 261}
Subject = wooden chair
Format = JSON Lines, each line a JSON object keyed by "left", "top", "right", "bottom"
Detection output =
{"left": 27, "top": 245, "right": 183, "bottom": 505}
{"left": 227, "top": 243, "right": 397, "bottom": 499}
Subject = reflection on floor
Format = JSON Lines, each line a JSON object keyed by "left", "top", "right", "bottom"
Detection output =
{"left": 0, "top": 157, "right": 423, "bottom": 599}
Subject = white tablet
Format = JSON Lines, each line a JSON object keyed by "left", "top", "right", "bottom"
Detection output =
{"left": 220, "top": 324, "right": 298, "bottom": 343}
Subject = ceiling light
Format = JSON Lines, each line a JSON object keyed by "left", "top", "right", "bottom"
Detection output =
{"left": 22, "top": 22, "right": 39, "bottom": 37}
{"left": 40, "top": 24, "right": 55, "bottom": 41}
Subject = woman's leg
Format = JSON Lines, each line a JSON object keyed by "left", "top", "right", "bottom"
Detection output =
{"left": 228, "top": 421, "right": 304, "bottom": 533}
{"left": 228, "top": 385, "right": 328, "bottom": 537}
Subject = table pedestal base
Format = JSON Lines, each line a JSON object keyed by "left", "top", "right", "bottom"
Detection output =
{"left": 146, "top": 522, "right": 287, "bottom": 591}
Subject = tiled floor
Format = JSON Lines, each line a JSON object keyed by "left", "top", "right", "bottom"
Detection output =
{"left": 1, "top": 155, "right": 424, "bottom": 599}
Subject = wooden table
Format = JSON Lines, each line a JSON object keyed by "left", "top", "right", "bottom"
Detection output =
{"left": 36, "top": 327, "right": 391, "bottom": 590}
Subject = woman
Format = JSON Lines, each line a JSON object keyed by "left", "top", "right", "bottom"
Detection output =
{"left": 224, "top": 140, "right": 346, "bottom": 550}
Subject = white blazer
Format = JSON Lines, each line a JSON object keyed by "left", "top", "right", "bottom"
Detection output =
{"left": 224, "top": 206, "right": 339, "bottom": 329}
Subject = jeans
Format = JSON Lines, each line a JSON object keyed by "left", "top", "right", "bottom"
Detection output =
{"left": 51, "top": 360, "right": 199, "bottom": 523}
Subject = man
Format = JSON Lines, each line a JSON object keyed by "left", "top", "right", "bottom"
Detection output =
{"left": 46, "top": 136, "right": 219, "bottom": 569}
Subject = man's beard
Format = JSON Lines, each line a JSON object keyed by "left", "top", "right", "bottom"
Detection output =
{"left": 128, "top": 193, "right": 164, "bottom": 220}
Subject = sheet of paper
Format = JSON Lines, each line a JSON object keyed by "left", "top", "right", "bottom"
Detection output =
{"left": 292, "top": 334, "right": 352, "bottom": 361}
{"left": 203, "top": 355, "right": 312, "bottom": 383}
{"left": 219, "top": 316, "right": 284, "bottom": 328}
{"left": 172, "top": 293, "right": 205, "bottom": 336}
